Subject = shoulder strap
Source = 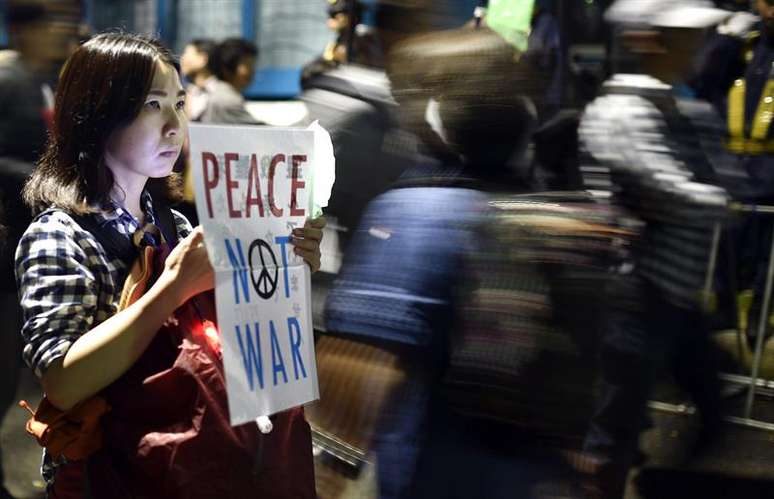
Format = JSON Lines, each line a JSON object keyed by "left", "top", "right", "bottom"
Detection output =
{"left": 642, "top": 95, "right": 717, "bottom": 183}
{"left": 154, "top": 203, "right": 178, "bottom": 245}
{"left": 40, "top": 202, "right": 179, "bottom": 267}
{"left": 66, "top": 211, "right": 138, "bottom": 269}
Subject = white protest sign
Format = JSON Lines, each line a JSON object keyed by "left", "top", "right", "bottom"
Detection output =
{"left": 189, "top": 123, "right": 319, "bottom": 426}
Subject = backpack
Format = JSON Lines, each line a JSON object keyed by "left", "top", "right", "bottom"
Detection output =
{"left": 444, "top": 192, "right": 638, "bottom": 440}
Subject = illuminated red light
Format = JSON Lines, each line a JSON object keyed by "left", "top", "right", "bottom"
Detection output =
{"left": 201, "top": 320, "right": 222, "bottom": 355}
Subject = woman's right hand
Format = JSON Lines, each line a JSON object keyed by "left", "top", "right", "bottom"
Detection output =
{"left": 161, "top": 226, "right": 215, "bottom": 305}
{"left": 40, "top": 226, "right": 214, "bottom": 410}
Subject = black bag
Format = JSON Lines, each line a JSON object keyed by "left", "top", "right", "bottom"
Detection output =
{"left": 444, "top": 192, "right": 638, "bottom": 438}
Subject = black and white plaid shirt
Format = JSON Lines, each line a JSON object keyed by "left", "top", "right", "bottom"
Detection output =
{"left": 14, "top": 190, "right": 192, "bottom": 486}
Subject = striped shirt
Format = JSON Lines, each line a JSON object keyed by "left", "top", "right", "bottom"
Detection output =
{"left": 580, "top": 80, "right": 729, "bottom": 308}
{"left": 14, "top": 190, "right": 191, "bottom": 486}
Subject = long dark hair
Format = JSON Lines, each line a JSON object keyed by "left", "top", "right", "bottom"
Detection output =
{"left": 24, "top": 32, "right": 183, "bottom": 215}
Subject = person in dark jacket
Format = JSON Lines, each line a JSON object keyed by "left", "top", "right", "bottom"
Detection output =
{"left": 690, "top": 1, "right": 774, "bottom": 344}
{"left": 0, "top": 4, "right": 51, "bottom": 497}
{"left": 323, "top": 25, "right": 555, "bottom": 499}
{"left": 199, "top": 38, "right": 261, "bottom": 125}
{"left": 581, "top": 2, "right": 733, "bottom": 497}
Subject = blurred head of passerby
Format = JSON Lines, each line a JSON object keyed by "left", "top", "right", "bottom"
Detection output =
{"left": 389, "top": 26, "right": 542, "bottom": 182}
{"left": 208, "top": 38, "right": 257, "bottom": 92}
{"left": 327, "top": 0, "right": 364, "bottom": 37}
{"left": 755, "top": 0, "right": 774, "bottom": 36}
{"left": 606, "top": 0, "right": 732, "bottom": 84}
{"left": 324, "top": 0, "right": 360, "bottom": 64}
{"left": 180, "top": 38, "right": 215, "bottom": 86}
{"left": 0, "top": 3, "right": 53, "bottom": 162}
{"left": 180, "top": 38, "right": 215, "bottom": 84}
{"left": 300, "top": 1, "right": 365, "bottom": 85}
{"left": 370, "top": 1, "right": 463, "bottom": 63}
{"left": 6, "top": 1, "right": 76, "bottom": 82}
{"left": 181, "top": 38, "right": 216, "bottom": 123}
{"left": 6, "top": 2, "right": 48, "bottom": 73}
{"left": 371, "top": 1, "right": 424, "bottom": 57}
{"left": 196, "top": 38, "right": 261, "bottom": 125}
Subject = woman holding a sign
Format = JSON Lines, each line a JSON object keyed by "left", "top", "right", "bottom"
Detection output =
{"left": 15, "top": 33, "right": 322, "bottom": 498}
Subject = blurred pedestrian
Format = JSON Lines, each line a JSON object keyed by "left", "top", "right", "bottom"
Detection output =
{"left": 690, "top": 1, "right": 774, "bottom": 345}
{"left": 301, "top": 0, "right": 365, "bottom": 84}
{"left": 184, "top": 37, "right": 261, "bottom": 228}
{"left": 0, "top": 3, "right": 49, "bottom": 162}
{"left": 0, "top": 4, "right": 52, "bottom": 497}
{"left": 175, "top": 38, "right": 217, "bottom": 226}
{"left": 580, "top": 1, "right": 734, "bottom": 496}
{"left": 298, "top": 0, "right": 447, "bottom": 252}
{"left": 199, "top": 37, "right": 261, "bottom": 125}
{"left": 527, "top": 0, "right": 563, "bottom": 119}
{"left": 180, "top": 38, "right": 216, "bottom": 122}
{"left": 323, "top": 25, "right": 545, "bottom": 499}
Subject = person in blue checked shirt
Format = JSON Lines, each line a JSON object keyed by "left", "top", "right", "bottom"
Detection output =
{"left": 15, "top": 32, "right": 323, "bottom": 498}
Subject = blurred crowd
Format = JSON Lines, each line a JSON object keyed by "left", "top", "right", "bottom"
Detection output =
{"left": 3, "top": 0, "right": 774, "bottom": 498}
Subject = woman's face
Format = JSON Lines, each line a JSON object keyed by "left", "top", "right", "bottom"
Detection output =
{"left": 104, "top": 61, "right": 187, "bottom": 185}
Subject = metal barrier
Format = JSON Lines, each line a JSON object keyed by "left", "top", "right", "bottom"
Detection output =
{"left": 650, "top": 203, "right": 774, "bottom": 431}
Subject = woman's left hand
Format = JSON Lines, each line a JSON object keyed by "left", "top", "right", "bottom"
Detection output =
{"left": 290, "top": 216, "right": 326, "bottom": 273}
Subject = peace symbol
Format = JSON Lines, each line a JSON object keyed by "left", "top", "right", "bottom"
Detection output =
{"left": 249, "top": 239, "right": 278, "bottom": 299}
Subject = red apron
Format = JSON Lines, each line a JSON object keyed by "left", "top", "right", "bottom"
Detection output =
{"left": 51, "top": 246, "right": 315, "bottom": 499}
